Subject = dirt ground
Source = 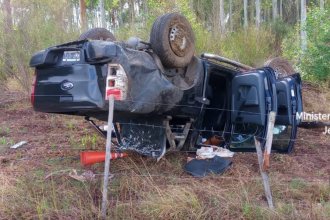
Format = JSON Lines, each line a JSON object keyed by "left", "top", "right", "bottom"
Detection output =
{"left": 0, "top": 85, "right": 329, "bottom": 219}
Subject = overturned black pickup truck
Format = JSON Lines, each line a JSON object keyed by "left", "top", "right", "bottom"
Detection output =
{"left": 30, "top": 13, "right": 303, "bottom": 159}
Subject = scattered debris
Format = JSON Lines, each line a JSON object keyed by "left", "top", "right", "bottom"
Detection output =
{"left": 203, "top": 135, "right": 224, "bottom": 146}
{"left": 196, "top": 146, "right": 234, "bottom": 159}
{"left": 44, "top": 169, "right": 73, "bottom": 180}
{"left": 184, "top": 156, "right": 232, "bottom": 177}
{"left": 196, "top": 147, "right": 214, "bottom": 159}
{"left": 10, "top": 141, "right": 27, "bottom": 149}
{"left": 44, "top": 169, "right": 113, "bottom": 182}
{"left": 68, "top": 169, "right": 96, "bottom": 182}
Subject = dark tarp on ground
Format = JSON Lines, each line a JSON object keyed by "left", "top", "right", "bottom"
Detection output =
{"left": 184, "top": 156, "right": 232, "bottom": 177}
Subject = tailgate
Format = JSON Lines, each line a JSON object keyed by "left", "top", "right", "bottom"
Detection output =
{"left": 33, "top": 64, "right": 107, "bottom": 113}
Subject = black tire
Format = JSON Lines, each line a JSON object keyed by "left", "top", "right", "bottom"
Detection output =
{"left": 150, "top": 13, "right": 195, "bottom": 68}
{"left": 264, "top": 57, "right": 295, "bottom": 79}
{"left": 78, "top": 28, "right": 116, "bottom": 41}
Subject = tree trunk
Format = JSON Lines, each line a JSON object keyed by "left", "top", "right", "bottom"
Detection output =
{"left": 2, "top": 0, "right": 14, "bottom": 76}
{"left": 264, "top": 5, "right": 269, "bottom": 23}
{"left": 301, "top": 0, "right": 307, "bottom": 51}
{"left": 320, "top": 0, "right": 325, "bottom": 10}
{"left": 75, "top": 4, "right": 80, "bottom": 26}
{"left": 129, "top": 0, "right": 135, "bottom": 27}
{"left": 118, "top": 0, "right": 123, "bottom": 27}
{"left": 3, "top": 0, "right": 13, "bottom": 32}
{"left": 143, "top": 0, "right": 148, "bottom": 27}
{"left": 99, "top": 0, "right": 106, "bottom": 28}
{"left": 272, "top": 0, "right": 278, "bottom": 21}
{"left": 280, "top": 0, "right": 283, "bottom": 19}
{"left": 79, "top": 0, "right": 87, "bottom": 31}
{"left": 229, "top": 0, "right": 233, "bottom": 31}
{"left": 296, "top": 0, "right": 300, "bottom": 22}
{"left": 256, "top": 0, "right": 261, "bottom": 28}
{"left": 110, "top": 9, "right": 116, "bottom": 30}
{"left": 244, "top": 0, "right": 248, "bottom": 29}
{"left": 220, "top": 0, "right": 225, "bottom": 33}
{"left": 71, "top": 2, "right": 78, "bottom": 29}
{"left": 212, "top": 0, "right": 220, "bottom": 33}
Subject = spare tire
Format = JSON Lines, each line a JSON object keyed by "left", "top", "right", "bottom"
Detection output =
{"left": 150, "top": 13, "right": 195, "bottom": 68}
{"left": 264, "top": 57, "right": 295, "bottom": 79}
{"left": 78, "top": 28, "right": 116, "bottom": 41}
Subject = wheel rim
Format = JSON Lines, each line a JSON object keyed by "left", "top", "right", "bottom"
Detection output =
{"left": 169, "top": 24, "right": 188, "bottom": 57}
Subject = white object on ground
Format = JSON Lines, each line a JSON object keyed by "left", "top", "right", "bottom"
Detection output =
{"left": 101, "top": 95, "right": 115, "bottom": 218}
{"left": 99, "top": 125, "right": 108, "bottom": 131}
{"left": 99, "top": 124, "right": 115, "bottom": 131}
{"left": 196, "top": 146, "right": 234, "bottom": 159}
{"left": 213, "top": 147, "right": 235, "bottom": 157}
{"left": 69, "top": 170, "right": 96, "bottom": 182}
{"left": 44, "top": 169, "right": 112, "bottom": 182}
{"left": 196, "top": 147, "right": 214, "bottom": 159}
{"left": 10, "top": 141, "right": 27, "bottom": 149}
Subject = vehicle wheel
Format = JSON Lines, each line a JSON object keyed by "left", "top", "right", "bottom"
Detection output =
{"left": 264, "top": 57, "right": 295, "bottom": 79}
{"left": 150, "top": 13, "right": 195, "bottom": 68}
{"left": 78, "top": 28, "right": 116, "bottom": 41}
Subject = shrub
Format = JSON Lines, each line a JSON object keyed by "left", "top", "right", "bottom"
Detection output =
{"left": 0, "top": 0, "right": 80, "bottom": 92}
{"left": 221, "top": 27, "right": 276, "bottom": 67}
{"left": 282, "top": 7, "right": 330, "bottom": 83}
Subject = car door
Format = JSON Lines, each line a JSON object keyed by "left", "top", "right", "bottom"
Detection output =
{"left": 272, "top": 73, "right": 303, "bottom": 153}
{"left": 229, "top": 69, "right": 277, "bottom": 151}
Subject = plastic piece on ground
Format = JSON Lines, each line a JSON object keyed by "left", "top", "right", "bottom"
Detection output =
{"left": 196, "top": 147, "right": 214, "bottom": 159}
{"left": 10, "top": 141, "right": 28, "bottom": 149}
{"left": 80, "top": 151, "right": 128, "bottom": 166}
{"left": 184, "top": 156, "right": 232, "bottom": 177}
{"left": 213, "top": 147, "right": 235, "bottom": 158}
{"left": 68, "top": 169, "right": 96, "bottom": 182}
{"left": 196, "top": 146, "right": 234, "bottom": 159}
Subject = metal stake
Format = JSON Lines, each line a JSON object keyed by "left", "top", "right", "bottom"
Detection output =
{"left": 101, "top": 95, "right": 114, "bottom": 218}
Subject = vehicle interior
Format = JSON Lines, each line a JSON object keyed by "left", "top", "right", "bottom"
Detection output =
{"left": 201, "top": 66, "right": 233, "bottom": 141}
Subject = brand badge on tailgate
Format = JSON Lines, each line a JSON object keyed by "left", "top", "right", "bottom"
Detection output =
{"left": 61, "top": 80, "right": 74, "bottom": 91}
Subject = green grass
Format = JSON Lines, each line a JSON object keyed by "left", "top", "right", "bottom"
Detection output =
{"left": 0, "top": 137, "right": 14, "bottom": 147}
{"left": 81, "top": 133, "right": 99, "bottom": 149}
{"left": 290, "top": 178, "right": 307, "bottom": 190}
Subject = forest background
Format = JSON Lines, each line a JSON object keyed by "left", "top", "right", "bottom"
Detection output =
{"left": 0, "top": 0, "right": 329, "bottom": 92}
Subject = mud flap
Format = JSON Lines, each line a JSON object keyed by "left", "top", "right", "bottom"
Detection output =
{"left": 118, "top": 118, "right": 166, "bottom": 159}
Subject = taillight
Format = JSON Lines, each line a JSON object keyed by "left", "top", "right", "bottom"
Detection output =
{"left": 31, "top": 74, "right": 37, "bottom": 105}
{"left": 105, "top": 64, "right": 128, "bottom": 100}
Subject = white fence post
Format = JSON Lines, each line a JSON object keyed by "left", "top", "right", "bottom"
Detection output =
{"left": 101, "top": 95, "right": 115, "bottom": 218}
